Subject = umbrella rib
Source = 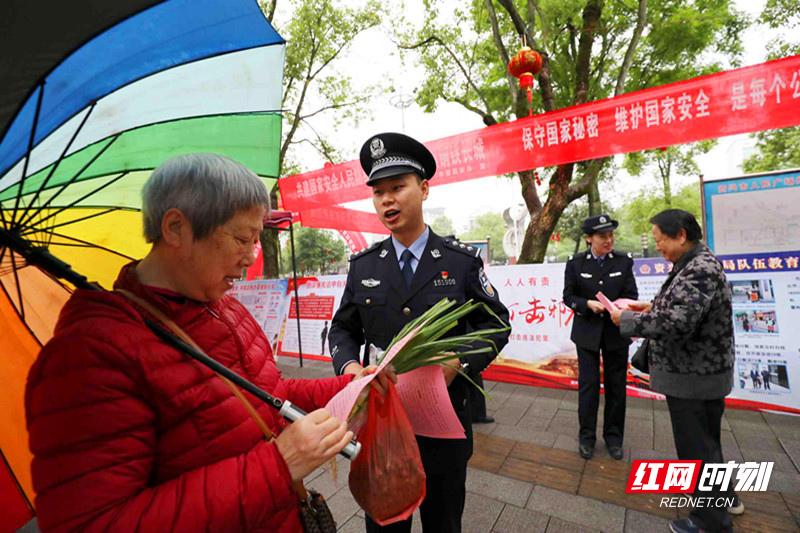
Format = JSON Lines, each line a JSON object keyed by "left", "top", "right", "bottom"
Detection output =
{"left": 0, "top": 277, "right": 44, "bottom": 347}
{"left": 21, "top": 240, "right": 99, "bottom": 249}
{"left": 19, "top": 134, "right": 121, "bottom": 228}
{"left": 29, "top": 171, "right": 129, "bottom": 229}
{"left": 11, "top": 83, "right": 46, "bottom": 229}
{"left": 18, "top": 102, "right": 98, "bottom": 228}
{"left": 36, "top": 229, "right": 136, "bottom": 261}
{"left": 20, "top": 207, "right": 118, "bottom": 234}
{"left": 7, "top": 247, "right": 26, "bottom": 321}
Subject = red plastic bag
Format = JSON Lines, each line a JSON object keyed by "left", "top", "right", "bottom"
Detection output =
{"left": 348, "top": 381, "right": 426, "bottom": 525}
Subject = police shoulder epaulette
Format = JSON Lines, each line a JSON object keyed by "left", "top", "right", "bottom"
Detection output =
{"left": 349, "top": 241, "right": 381, "bottom": 261}
{"left": 443, "top": 238, "right": 480, "bottom": 258}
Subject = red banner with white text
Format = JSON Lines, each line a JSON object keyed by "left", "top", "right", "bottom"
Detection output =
{"left": 281, "top": 55, "right": 800, "bottom": 220}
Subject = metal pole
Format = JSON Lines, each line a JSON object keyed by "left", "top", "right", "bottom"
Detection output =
{"left": 289, "top": 222, "right": 304, "bottom": 367}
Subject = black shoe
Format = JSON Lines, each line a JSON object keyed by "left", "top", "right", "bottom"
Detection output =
{"left": 670, "top": 517, "right": 732, "bottom": 533}
{"left": 669, "top": 518, "right": 701, "bottom": 533}
{"left": 579, "top": 442, "right": 594, "bottom": 459}
{"left": 472, "top": 415, "right": 495, "bottom": 424}
{"left": 607, "top": 444, "right": 624, "bottom": 460}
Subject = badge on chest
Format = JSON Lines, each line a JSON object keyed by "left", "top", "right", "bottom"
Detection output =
{"left": 433, "top": 271, "right": 456, "bottom": 287}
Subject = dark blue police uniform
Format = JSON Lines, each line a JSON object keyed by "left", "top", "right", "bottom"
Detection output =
{"left": 328, "top": 132, "right": 510, "bottom": 533}
{"left": 563, "top": 215, "right": 638, "bottom": 459}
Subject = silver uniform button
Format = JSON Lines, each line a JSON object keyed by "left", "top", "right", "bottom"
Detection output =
{"left": 403, "top": 307, "right": 411, "bottom": 316}
{"left": 598, "top": 280, "right": 604, "bottom": 285}
{"left": 365, "top": 298, "right": 372, "bottom": 304}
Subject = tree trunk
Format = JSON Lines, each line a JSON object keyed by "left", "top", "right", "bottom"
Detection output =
{"left": 657, "top": 152, "right": 673, "bottom": 206}
{"left": 662, "top": 173, "right": 672, "bottom": 205}
{"left": 261, "top": 188, "right": 281, "bottom": 278}
{"left": 514, "top": 0, "right": 604, "bottom": 264}
{"left": 588, "top": 178, "right": 601, "bottom": 215}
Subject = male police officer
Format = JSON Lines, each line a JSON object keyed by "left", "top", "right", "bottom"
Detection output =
{"left": 563, "top": 214, "right": 638, "bottom": 460}
{"left": 329, "top": 132, "right": 510, "bottom": 533}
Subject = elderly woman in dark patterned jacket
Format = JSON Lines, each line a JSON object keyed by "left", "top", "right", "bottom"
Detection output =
{"left": 610, "top": 209, "right": 738, "bottom": 533}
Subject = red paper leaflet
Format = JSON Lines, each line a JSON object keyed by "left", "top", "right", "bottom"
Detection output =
{"left": 281, "top": 55, "right": 800, "bottom": 212}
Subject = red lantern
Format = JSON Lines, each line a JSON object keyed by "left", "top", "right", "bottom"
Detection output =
{"left": 508, "top": 46, "right": 543, "bottom": 116}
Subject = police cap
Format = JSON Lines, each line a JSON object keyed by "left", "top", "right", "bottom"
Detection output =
{"left": 581, "top": 214, "right": 619, "bottom": 234}
{"left": 359, "top": 132, "right": 437, "bottom": 185}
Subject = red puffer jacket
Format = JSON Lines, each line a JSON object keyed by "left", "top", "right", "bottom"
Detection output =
{"left": 26, "top": 263, "right": 352, "bottom": 532}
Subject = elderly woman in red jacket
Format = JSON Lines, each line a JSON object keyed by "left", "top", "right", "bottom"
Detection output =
{"left": 25, "top": 153, "right": 389, "bottom": 532}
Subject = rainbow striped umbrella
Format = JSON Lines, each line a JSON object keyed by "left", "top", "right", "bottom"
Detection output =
{"left": 0, "top": 0, "right": 284, "bottom": 525}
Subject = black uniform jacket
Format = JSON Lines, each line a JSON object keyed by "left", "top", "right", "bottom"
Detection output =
{"left": 328, "top": 230, "right": 510, "bottom": 455}
{"left": 563, "top": 250, "right": 638, "bottom": 352}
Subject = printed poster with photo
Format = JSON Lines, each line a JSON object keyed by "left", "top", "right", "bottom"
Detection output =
{"left": 276, "top": 276, "right": 347, "bottom": 361}
{"left": 719, "top": 251, "right": 800, "bottom": 412}
{"left": 482, "top": 255, "right": 800, "bottom": 414}
{"left": 229, "top": 279, "right": 290, "bottom": 355}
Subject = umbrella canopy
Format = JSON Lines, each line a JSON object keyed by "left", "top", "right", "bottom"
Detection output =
{"left": 0, "top": 0, "right": 285, "bottom": 522}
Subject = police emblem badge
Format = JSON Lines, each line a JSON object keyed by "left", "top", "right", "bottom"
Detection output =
{"left": 370, "top": 137, "right": 386, "bottom": 159}
{"left": 433, "top": 271, "right": 455, "bottom": 287}
{"left": 478, "top": 268, "right": 496, "bottom": 297}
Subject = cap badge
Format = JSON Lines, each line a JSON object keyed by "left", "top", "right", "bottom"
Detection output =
{"left": 370, "top": 137, "right": 386, "bottom": 159}
{"left": 599, "top": 216, "right": 607, "bottom": 223}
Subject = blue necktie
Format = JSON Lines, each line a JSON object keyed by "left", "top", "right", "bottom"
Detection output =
{"left": 597, "top": 255, "right": 605, "bottom": 268}
{"left": 401, "top": 249, "right": 414, "bottom": 287}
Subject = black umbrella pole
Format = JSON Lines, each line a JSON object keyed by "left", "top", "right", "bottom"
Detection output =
{"left": 289, "top": 223, "right": 304, "bottom": 367}
{"left": 146, "top": 318, "right": 361, "bottom": 461}
{"left": 0, "top": 228, "right": 95, "bottom": 290}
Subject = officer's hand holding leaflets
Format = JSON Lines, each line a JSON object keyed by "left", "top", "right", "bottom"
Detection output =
{"left": 586, "top": 300, "right": 606, "bottom": 314}
{"left": 345, "top": 298, "right": 509, "bottom": 526}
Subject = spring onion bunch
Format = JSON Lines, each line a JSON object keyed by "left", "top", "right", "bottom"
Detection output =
{"left": 378, "top": 298, "right": 510, "bottom": 394}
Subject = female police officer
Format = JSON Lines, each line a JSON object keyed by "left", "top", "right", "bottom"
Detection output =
{"left": 563, "top": 214, "right": 638, "bottom": 460}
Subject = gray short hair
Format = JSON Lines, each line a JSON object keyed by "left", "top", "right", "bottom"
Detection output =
{"left": 142, "top": 153, "right": 270, "bottom": 242}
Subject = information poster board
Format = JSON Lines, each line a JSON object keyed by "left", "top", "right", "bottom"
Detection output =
{"left": 702, "top": 169, "right": 800, "bottom": 255}
{"left": 234, "top": 257, "right": 800, "bottom": 413}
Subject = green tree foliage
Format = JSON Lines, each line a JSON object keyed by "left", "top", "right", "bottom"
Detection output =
{"left": 741, "top": 1, "right": 800, "bottom": 174}
{"left": 257, "top": 0, "right": 382, "bottom": 277}
{"left": 623, "top": 141, "right": 715, "bottom": 205}
{"left": 552, "top": 199, "right": 589, "bottom": 257}
{"left": 743, "top": 127, "right": 800, "bottom": 173}
{"left": 430, "top": 214, "right": 456, "bottom": 236}
{"left": 398, "top": 0, "right": 745, "bottom": 263}
{"left": 461, "top": 212, "right": 508, "bottom": 262}
{"left": 289, "top": 227, "right": 347, "bottom": 275}
{"left": 615, "top": 181, "right": 702, "bottom": 254}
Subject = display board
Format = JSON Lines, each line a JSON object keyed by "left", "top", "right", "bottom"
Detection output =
{"left": 233, "top": 257, "right": 800, "bottom": 414}
{"left": 702, "top": 168, "right": 800, "bottom": 254}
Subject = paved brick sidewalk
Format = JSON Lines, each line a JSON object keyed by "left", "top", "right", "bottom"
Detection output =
{"left": 279, "top": 358, "right": 800, "bottom": 532}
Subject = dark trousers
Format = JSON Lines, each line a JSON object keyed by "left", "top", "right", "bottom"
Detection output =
{"left": 470, "top": 373, "right": 487, "bottom": 419}
{"left": 666, "top": 396, "right": 732, "bottom": 532}
{"left": 365, "top": 437, "right": 468, "bottom": 533}
{"left": 577, "top": 346, "right": 628, "bottom": 446}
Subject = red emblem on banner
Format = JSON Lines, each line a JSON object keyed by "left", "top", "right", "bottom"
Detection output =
{"left": 441, "top": 271, "right": 449, "bottom": 279}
